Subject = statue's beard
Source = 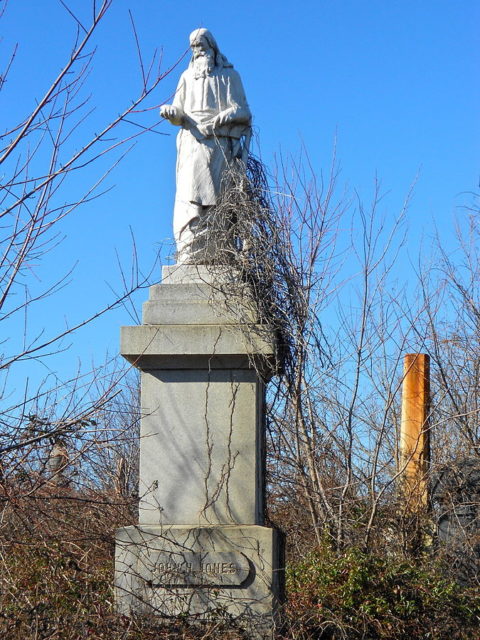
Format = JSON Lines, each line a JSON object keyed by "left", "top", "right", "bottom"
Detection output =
{"left": 193, "top": 53, "right": 214, "bottom": 79}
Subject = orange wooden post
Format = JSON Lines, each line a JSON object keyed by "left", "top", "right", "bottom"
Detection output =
{"left": 400, "top": 353, "right": 431, "bottom": 510}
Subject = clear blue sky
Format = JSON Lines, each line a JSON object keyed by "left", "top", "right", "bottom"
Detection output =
{"left": 1, "top": 0, "right": 479, "bottom": 397}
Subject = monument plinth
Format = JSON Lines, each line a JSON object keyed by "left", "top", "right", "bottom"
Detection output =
{"left": 115, "top": 265, "right": 284, "bottom": 637}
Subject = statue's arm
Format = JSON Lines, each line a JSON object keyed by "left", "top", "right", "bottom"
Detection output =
{"left": 160, "top": 74, "right": 186, "bottom": 126}
{"left": 213, "top": 70, "right": 251, "bottom": 129}
{"left": 160, "top": 104, "right": 185, "bottom": 125}
{"left": 213, "top": 106, "right": 250, "bottom": 128}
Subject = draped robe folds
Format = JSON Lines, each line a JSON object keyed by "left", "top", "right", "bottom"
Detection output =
{"left": 172, "top": 64, "right": 251, "bottom": 240}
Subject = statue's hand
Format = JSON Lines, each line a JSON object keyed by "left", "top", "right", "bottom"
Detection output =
{"left": 213, "top": 110, "right": 232, "bottom": 129}
{"left": 197, "top": 122, "right": 214, "bottom": 137}
{"left": 160, "top": 105, "right": 184, "bottom": 126}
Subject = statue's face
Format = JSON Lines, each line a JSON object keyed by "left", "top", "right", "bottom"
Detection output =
{"left": 191, "top": 36, "right": 213, "bottom": 60}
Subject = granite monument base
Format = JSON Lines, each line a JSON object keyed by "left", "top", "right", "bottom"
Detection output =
{"left": 115, "top": 524, "right": 284, "bottom": 638}
{"left": 115, "top": 265, "right": 283, "bottom": 637}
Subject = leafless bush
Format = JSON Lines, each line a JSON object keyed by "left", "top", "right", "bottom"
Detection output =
{"left": 0, "top": 0, "right": 169, "bottom": 490}
{"left": 0, "top": 3, "right": 184, "bottom": 635}
{"left": 201, "top": 154, "right": 415, "bottom": 552}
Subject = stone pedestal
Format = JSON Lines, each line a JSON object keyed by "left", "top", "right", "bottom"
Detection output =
{"left": 115, "top": 265, "right": 284, "bottom": 638}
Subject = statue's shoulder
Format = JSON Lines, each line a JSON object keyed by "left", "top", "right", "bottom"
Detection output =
{"left": 178, "top": 68, "right": 190, "bottom": 82}
{"left": 216, "top": 65, "right": 242, "bottom": 82}
{"left": 221, "top": 64, "right": 237, "bottom": 75}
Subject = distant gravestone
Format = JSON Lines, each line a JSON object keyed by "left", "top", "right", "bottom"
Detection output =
{"left": 431, "top": 457, "right": 480, "bottom": 584}
{"left": 47, "top": 442, "right": 70, "bottom": 486}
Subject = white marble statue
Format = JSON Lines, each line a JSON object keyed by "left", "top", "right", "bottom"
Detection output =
{"left": 161, "top": 29, "right": 252, "bottom": 263}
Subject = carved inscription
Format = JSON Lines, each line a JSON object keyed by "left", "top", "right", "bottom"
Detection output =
{"left": 150, "top": 551, "right": 250, "bottom": 587}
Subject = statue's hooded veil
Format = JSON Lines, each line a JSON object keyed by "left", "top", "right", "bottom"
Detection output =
{"left": 188, "top": 28, "right": 233, "bottom": 69}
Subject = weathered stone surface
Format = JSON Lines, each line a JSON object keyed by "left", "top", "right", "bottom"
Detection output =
{"left": 432, "top": 457, "right": 480, "bottom": 585}
{"left": 146, "top": 551, "right": 250, "bottom": 587}
{"left": 142, "top": 283, "right": 257, "bottom": 325}
{"left": 115, "top": 262, "right": 283, "bottom": 636}
{"left": 115, "top": 525, "right": 284, "bottom": 638}
{"left": 138, "top": 367, "right": 265, "bottom": 525}
{"left": 161, "top": 264, "right": 239, "bottom": 285}
{"left": 123, "top": 266, "right": 273, "bottom": 370}
{"left": 121, "top": 324, "right": 274, "bottom": 362}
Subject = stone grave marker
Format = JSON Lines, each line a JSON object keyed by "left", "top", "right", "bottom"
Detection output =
{"left": 114, "top": 29, "right": 284, "bottom": 639}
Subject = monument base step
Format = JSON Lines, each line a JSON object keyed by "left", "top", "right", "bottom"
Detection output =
{"left": 115, "top": 524, "right": 284, "bottom": 639}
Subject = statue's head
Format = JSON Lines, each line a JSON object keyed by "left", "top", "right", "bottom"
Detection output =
{"left": 188, "top": 29, "right": 232, "bottom": 73}
{"left": 190, "top": 29, "right": 215, "bottom": 59}
{"left": 189, "top": 28, "right": 217, "bottom": 58}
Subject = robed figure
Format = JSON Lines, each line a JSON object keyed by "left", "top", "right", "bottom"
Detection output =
{"left": 161, "top": 29, "right": 252, "bottom": 262}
